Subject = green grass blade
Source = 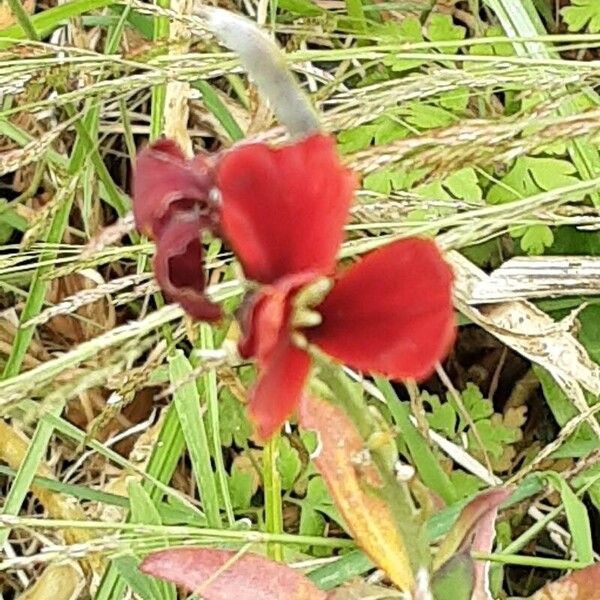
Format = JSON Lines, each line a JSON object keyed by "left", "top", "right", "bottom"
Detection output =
{"left": 169, "top": 350, "right": 222, "bottom": 528}
{"left": 0, "top": 401, "right": 64, "bottom": 546}
{"left": 544, "top": 472, "right": 594, "bottom": 565}
{"left": 0, "top": 0, "right": 116, "bottom": 46}
{"left": 1, "top": 178, "right": 77, "bottom": 379}
{"left": 4, "top": 0, "right": 39, "bottom": 40}
{"left": 193, "top": 80, "right": 245, "bottom": 142}
{"left": 198, "top": 324, "right": 235, "bottom": 526}
{"left": 375, "top": 378, "right": 458, "bottom": 505}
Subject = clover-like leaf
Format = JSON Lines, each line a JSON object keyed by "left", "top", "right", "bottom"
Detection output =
{"left": 562, "top": 0, "right": 600, "bottom": 33}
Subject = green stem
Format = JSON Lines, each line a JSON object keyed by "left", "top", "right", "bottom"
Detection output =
{"left": 263, "top": 434, "right": 284, "bottom": 561}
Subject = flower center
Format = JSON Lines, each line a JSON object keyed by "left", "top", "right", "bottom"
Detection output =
{"left": 290, "top": 276, "right": 333, "bottom": 330}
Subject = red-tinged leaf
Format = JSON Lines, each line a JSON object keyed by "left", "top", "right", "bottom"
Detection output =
{"left": 218, "top": 134, "right": 356, "bottom": 284}
{"left": 248, "top": 339, "right": 311, "bottom": 440}
{"left": 140, "top": 547, "right": 327, "bottom": 600}
{"left": 298, "top": 395, "right": 415, "bottom": 592}
{"left": 307, "top": 238, "right": 455, "bottom": 381}
{"left": 133, "top": 139, "right": 215, "bottom": 238}
{"left": 153, "top": 212, "right": 221, "bottom": 321}
{"left": 434, "top": 488, "right": 511, "bottom": 600}
{"left": 531, "top": 562, "right": 600, "bottom": 599}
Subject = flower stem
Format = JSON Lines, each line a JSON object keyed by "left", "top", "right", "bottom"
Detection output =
{"left": 263, "top": 434, "right": 284, "bottom": 561}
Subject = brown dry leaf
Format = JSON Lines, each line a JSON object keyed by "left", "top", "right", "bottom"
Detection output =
{"left": 298, "top": 395, "right": 415, "bottom": 592}
{"left": 140, "top": 548, "right": 327, "bottom": 599}
{"left": 469, "top": 257, "right": 600, "bottom": 303}
{"left": 0, "top": 0, "right": 34, "bottom": 29}
{"left": 163, "top": 0, "right": 193, "bottom": 155}
{"left": 17, "top": 561, "right": 84, "bottom": 600}
{"left": 531, "top": 562, "right": 600, "bottom": 599}
{"left": 451, "top": 251, "right": 600, "bottom": 397}
{"left": 45, "top": 271, "right": 115, "bottom": 345}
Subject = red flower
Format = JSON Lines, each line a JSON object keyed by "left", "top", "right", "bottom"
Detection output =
{"left": 133, "top": 139, "right": 221, "bottom": 320}
{"left": 217, "top": 134, "right": 455, "bottom": 440}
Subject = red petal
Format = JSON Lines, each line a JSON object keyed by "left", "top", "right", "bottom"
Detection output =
{"left": 248, "top": 339, "right": 311, "bottom": 440}
{"left": 218, "top": 134, "right": 356, "bottom": 283}
{"left": 306, "top": 238, "right": 455, "bottom": 380}
{"left": 133, "top": 139, "right": 214, "bottom": 238}
{"left": 153, "top": 212, "right": 221, "bottom": 321}
{"left": 140, "top": 548, "right": 327, "bottom": 600}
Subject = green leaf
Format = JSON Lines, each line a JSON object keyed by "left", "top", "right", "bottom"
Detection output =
{"left": 0, "top": 0, "right": 116, "bottom": 47}
{"left": 519, "top": 224, "right": 554, "bottom": 255}
{"left": 466, "top": 419, "right": 519, "bottom": 459}
{"left": 527, "top": 157, "right": 580, "bottom": 191}
{"left": 126, "top": 481, "right": 175, "bottom": 600}
{"left": 277, "top": 437, "right": 302, "bottom": 491}
{"left": 578, "top": 305, "right": 600, "bottom": 363}
{"left": 169, "top": 351, "right": 221, "bottom": 528}
{"left": 129, "top": 481, "right": 162, "bottom": 525}
{"left": 544, "top": 472, "right": 594, "bottom": 564}
{"left": 469, "top": 25, "right": 513, "bottom": 56}
{"left": 432, "top": 553, "right": 474, "bottom": 600}
{"left": 534, "top": 366, "right": 600, "bottom": 458}
{"left": 402, "top": 102, "right": 458, "bottom": 129}
{"left": 562, "top": 0, "right": 600, "bottom": 33}
{"left": 228, "top": 463, "right": 255, "bottom": 510}
{"left": 373, "top": 117, "right": 409, "bottom": 145}
{"left": 457, "top": 383, "right": 493, "bottom": 425}
{"left": 380, "top": 18, "right": 426, "bottom": 73}
{"left": 114, "top": 555, "right": 163, "bottom": 600}
{"left": 438, "top": 87, "right": 470, "bottom": 113}
{"left": 415, "top": 168, "right": 482, "bottom": 205}
{"left": 450, "top": 471, "right": 485, "bottom": 499}
{"left": 278, "top": 0, "right": 325, "bottom": 16}
{"left": 219, "top": 388, "right": 253, "bottom": 448}
{"left": 426, "top": 14, "right": 466, "bottom": 52}
{"left": 377, "top": 379, "right": 458, "bottom": 505}
{"left": 337, "top": 124, "right": 378, "bottom": 153}
{"left": 423, "top": 392, "right": 457, "bottom": 438}
{"left": 445, "top": 168, "right": 483, "bottom": 202}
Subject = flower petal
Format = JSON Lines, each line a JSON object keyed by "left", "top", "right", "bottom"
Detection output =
{"left": 133, "top": 139, "right": 215, "bottom": 238}
{"left": 153, "top": 212, "right": 221, "bottom": 321}
{"left": 307, "top": 238, "right": 455, "bottom": 380}
{"left": 218, "top": 134, "right": 355, "bottom": 283}
{"left": 248, "top": 340, "right": 311, "bottom": 440}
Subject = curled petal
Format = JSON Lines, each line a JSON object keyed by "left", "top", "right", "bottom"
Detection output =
{"left": 218, "top": 134, "right": 356, "bottom": 284}
{"left": 153, "top": 212, "right": 221, "bottom": 321}
{"left": 248, "top": 340, "right": 311, "bottom": 440}
{"left": 133, "top": 139, "right": 215, "bottom": 238}
{"left": 307, "top": 238, "right": 455, "bottom": 380}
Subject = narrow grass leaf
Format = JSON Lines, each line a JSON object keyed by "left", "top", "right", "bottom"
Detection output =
{"left": 169, "top": 350, "right": 222, "bottom": 528}
{"left": 375, "top": 377, "right": 458, "bottom": 505}
{"left": 544, "top": 472, "right": 594, "bottom": 564}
